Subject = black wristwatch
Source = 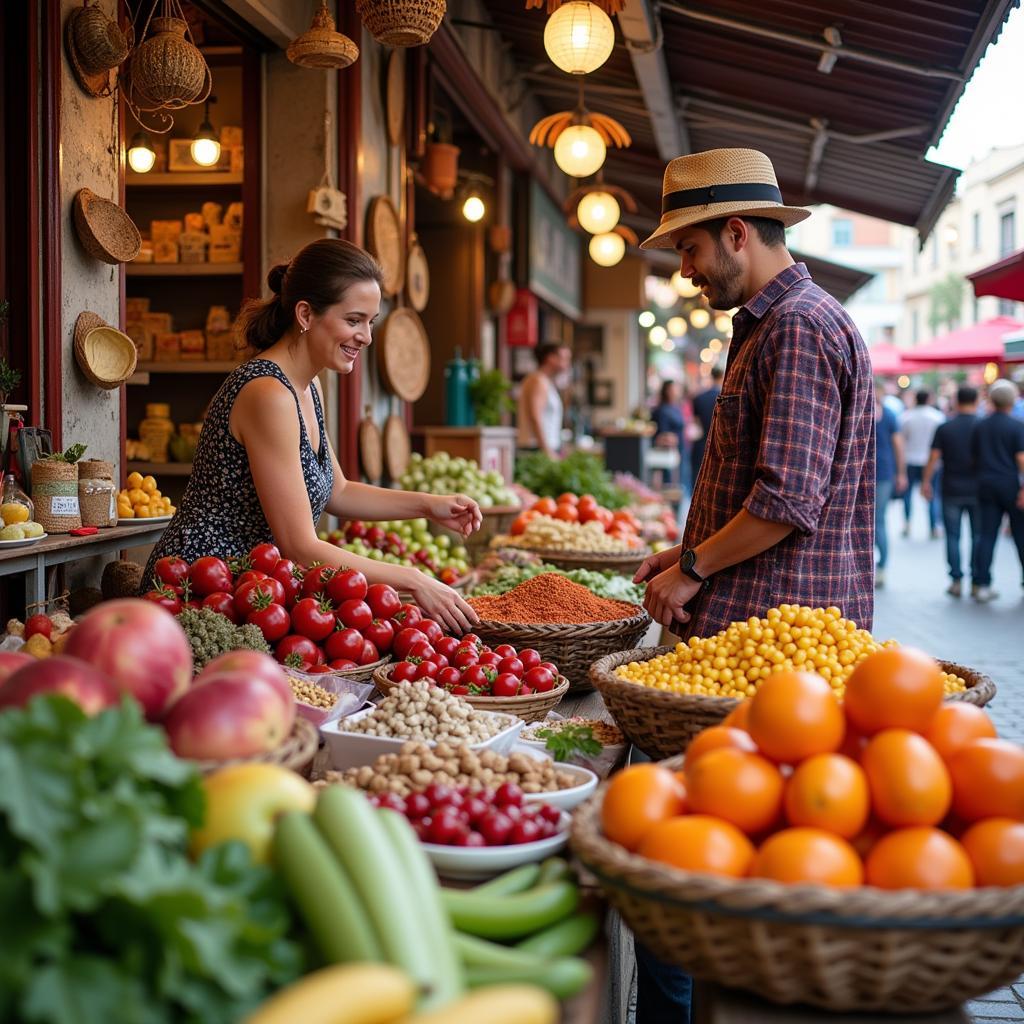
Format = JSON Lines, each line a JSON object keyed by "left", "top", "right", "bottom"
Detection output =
{"left": 678, "top": 548, "right": 707, "bottom": 583}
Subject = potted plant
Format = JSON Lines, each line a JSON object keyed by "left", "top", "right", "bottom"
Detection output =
{"left": 0, "top": 300, "right": 26, "bottom": 435}
{"left": 469, "top": 368, "right": 515, "bottom": 427}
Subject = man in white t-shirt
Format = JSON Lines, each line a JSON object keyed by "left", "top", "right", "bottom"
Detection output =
{"left": 900, "top": 389, "right": 945, "bottom": 539}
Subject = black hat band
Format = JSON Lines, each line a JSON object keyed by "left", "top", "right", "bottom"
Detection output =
{"left": 662, "top": 182, "right": 784, "bottom": 216}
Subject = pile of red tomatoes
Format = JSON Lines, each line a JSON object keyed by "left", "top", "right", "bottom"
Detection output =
{"left": 510, "top": 494, "right": 643, "bottom": 544}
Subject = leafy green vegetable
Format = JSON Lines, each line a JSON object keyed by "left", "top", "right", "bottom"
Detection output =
{"left": 0, "top": 696, "right": 304, "bottom": 1024}
{"left": 514, "top": 451, "right": 628, "bottom": 509}
{"left": 41, "top": 444, "right": 88, "bottom": 464}
{"left": 533, "top": 724, "right": 603, "bottom": 762}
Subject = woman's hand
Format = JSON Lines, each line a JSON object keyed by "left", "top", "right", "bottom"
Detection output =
{"left": 405, "top": 569, "right": 480, "bottom": 636}
{"left": 425, "top": 493, "right": 482, "bottom": 538}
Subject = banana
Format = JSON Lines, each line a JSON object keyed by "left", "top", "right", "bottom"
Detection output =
{"left": 271, "top": 811, "right": 382, "bottom": 963}
{"left": 244, "top": 964, "right": 415, "bottom": 1024}
{"left": 393, "top": 984, "right": 558, "bottom": 1024}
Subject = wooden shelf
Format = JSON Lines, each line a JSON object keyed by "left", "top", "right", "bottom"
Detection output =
{"left": 127, "top": 172, "right": 243, "bottom": 187}
{"left": 127, "top": 461, "right": 193, "bottom": 476}
{"left": 127, "top": 262, "right": 244, "bottom": 277}
{"left": 136, "top": 361, "right": 240, "bottom": 374}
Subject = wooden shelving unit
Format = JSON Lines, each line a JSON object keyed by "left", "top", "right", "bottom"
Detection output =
{"left": 126, "top": 263, "right": 244, "bottom": 277}
{"left": 126, "top": 172, "right": 243, "bottom": 187}
{"left": 126, "top": 461, "right": 193, "bottom": 476}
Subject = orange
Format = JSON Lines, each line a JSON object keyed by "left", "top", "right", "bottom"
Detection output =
{"left": 947, "top": 738, "right": 1024, "bottom": 822}
{"left": 601, "top": 763, "right": 688, "bottom": 851}
{"left": 746, "top": 671, "right": 844, "bottom": 764}
{"left": 861, "top": 730, "right": 951, "bottom": 827}
{"left": 683, "top": 726, "right": 757, "bottom": 769}
{"left": 843, "top": 647, "right": 943, "bottom": 735}
{"left": 638, "top": 815, "right": 754, "bottom": 878}
{"left": 685, "top": 748, "right": 785, "bottom": 835}
{"left": 783, "top": 753, "right": 870, "bottom": 839}
{"left": 960, "top": 819, "right": 1024, "bottom": 886}
{"left": 924, "top": 703, "right": 997, "bottom": 762}
{"left": 865, "top": 827, "right": 974, "bottom": 890}
{"left": 722, "top": 701, "right": 751, "bottom": 731}
{"left": 750, "top": 827, "right": 863, "bottom": 887}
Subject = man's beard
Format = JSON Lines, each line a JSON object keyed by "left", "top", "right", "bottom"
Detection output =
{"left": 697, "top": 245, "right": 744, "bottom": 310}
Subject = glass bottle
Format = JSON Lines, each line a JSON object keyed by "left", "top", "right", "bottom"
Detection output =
{"left": 1, "top": 416, "right": 34, "bottom": 524}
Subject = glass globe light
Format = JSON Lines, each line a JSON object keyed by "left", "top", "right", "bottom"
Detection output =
{"left": 462, "top": 194, "right": 486, "bottom": 223}
{"left": 544, "top": 1, "right": 615, "bottom": 75}
{"left": 690, "top": 308, "right": 711, "bottom": 329}
{"left": 671, "top": 271, "right": 701, "bottom": 298}
{"left": 553, "top": 125, "right": 606, "bottom": 177}
{"left": 190, "top": 120, "right": 221, "bottom": 168}
{"left": 127, "top": 131, "right": 156, "bottom": 174}
{"left": 667, "top": 316, "right": 687, "bottom": 337}
{"left": 638, "top": 311, "right": 656, "bottom": 328}
{"left": 649, "top": 325, "right": 667, "bottom": 345}
{"left": 589, "top": 231, "right": 625, "bottom": 267}
{"left": 576, "top": 190, "right": 620, "bottom": 234}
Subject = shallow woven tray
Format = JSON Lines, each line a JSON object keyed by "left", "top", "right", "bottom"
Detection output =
{"left": 74, "top": 311, "right": 138, "bottom": 389}
{"left": 590, "top": 647, "right": 998, "bottom": 761}
{"left": 192, "top": 716, "right": 319, "bottom": 779}
{"left": 373, "top": 664, "right": 570, "bottom": 723}
{"left": 72, "top": 187, "right": 141, "bottom": 264}
{"left": 506, "top": 546, "right": 650, "bottom": 576}
{"left": 571, "top": 758, "right": 1024, "bottom": 1014}
{"left": 471, "top": 610, "right": 651, "bottom": 695}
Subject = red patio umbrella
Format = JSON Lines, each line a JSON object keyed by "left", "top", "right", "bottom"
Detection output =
{"left": 967, "top": 249, "right": 1024, "bottom": 303}
{"left": 901, "top": 316, "right": 1024, "bottom": 366}
{"left": 868, "top": 342, "right": 916, "bottom": 376}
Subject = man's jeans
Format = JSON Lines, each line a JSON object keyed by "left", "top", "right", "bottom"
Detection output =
{"left": 875, "top": 478, "right": 894, "bottom": 569}
{"left": 635, "top": 941, "right": 692, "bottom": 1023}
{"left": 904, "top": 464, "right": 941, "bottom": 531}
{"left": 976, "top": 479, "right": 1024, "bottom": 587}
{"left": 941, "top": 496, "right": 981, "bottom": 583}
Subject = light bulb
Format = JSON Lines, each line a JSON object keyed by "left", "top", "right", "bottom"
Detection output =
{"left": 671, "top": 271, "right": 700, "bottom": 298}
{"left": 588, "top": 230, "right": 624, "bottom": 266}
{"left": 462, "top": 194, "right": 486, "bottom": 223}
{"left": 638, "top": 311, "right": 656, "bottom": 328}
{"left": 553, "top": 125, "right": 606, "bottom": 177}
{"left": 690, "top": 308, "right": 710, "bottom": 329}
{"left": 543, "top": 1, "right": 615, "bottom": 75}
{"left": 649, "top": 325, "right": 667, "bottom": 345}
{"left": 190, "top": 122, "right": 221, "bottom": 168}
{"left": 667, "top": 316, "right": 687, "bottom": 337}
{"left": 576, "top": 190, "right": 620, "bottom": 234}
{"left": 127, "top": 131, "right": 156, "bottom": 173}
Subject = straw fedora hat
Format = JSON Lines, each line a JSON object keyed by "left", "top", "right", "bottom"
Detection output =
{"left": 64, "top": 2, "right": 130, "bottom": 99}
{"left": 640, "top": 148, "right": 811, "bottom": 250}
{"left": 74, "top": 312, "right": 138, "bottom": 390}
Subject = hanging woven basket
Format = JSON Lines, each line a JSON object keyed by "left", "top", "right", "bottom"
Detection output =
{"left": 128, "top": 15, "right": 210, "bottom": 110}
{"left": 356, "top": 0, "right": 446, "bottom": 47}
{"left": 287, "top": 1, "right": 359, "bottom": 69}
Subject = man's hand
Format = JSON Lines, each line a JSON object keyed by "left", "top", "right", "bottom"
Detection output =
{"left": 1017, "top": 485, "right": 1024, "bottom": 511}
{"left": 643, "top": 563, "right": 702, "bottom": 629}
{"left": 895, "top": 471, "right": 908, "bottom": 496}
{"left": 921, "top": 480, "right": 933, "bottom": 502}
{"left": 633, "top": 544, "right": 680, "bottom": 584}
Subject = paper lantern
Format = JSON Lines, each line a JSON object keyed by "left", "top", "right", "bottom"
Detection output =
{"left": 576, "top": 190, "right": 620, "bottom": 234}
{"left": 589, "top": 231, "right": 625, "bottom": 266}
{"left": 553, "top": 124, "right": 606, "bottom": 177}
{"left": 544, "top": 1, "right": 615, "bottom": 75}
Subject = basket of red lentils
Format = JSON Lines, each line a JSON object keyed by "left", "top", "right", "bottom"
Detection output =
{"left": 466, "top": 573, "right": 652, "bottom": 694}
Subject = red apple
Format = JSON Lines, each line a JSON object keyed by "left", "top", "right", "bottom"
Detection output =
{"left": 0, "top": 655, "right": 121, "bottom": 715}
{"left": 63, "top": 598, "right": 193, "bottom": 720}
{"left": 0, "top": 650, "right": 33, "bottom": 683}
{"left": 198, "top": 650, "right": 291, "bottom": 708}
{"left": 163, "top": 672, "right": 295, "bottom": 759}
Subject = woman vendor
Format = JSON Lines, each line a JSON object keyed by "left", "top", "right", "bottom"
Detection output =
{"left": 143, "top": 238, "right": 480, "bottom": 634}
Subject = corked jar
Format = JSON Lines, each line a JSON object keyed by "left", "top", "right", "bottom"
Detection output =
{"left": 138, "top": 402, "right": 174, "bottom": 463}
{"left": 78, "top": 459, "right": 116, "bottom": 527}
{"left": 31, "top": 460, "right": 82, "bottom": 534}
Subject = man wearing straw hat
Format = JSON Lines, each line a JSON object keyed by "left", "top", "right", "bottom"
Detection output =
{"left": 631, "top": 148, "right": 875, "bottom": 1020}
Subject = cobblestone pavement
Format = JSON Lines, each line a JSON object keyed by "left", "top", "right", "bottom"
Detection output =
{"left": 875, "top": 499, "right": 1024, "bottom": 1021}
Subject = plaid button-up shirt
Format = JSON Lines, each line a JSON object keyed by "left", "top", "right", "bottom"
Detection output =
{"left": 681, "top": 263, "right": 875, "bottom": 638}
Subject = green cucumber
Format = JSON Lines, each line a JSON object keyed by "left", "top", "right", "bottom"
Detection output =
{"left": 314, "top": 786, "right": 435, "bottom": 998}
{"left": 441, "top": 880, "right": 579, "bottom": 941}
{"left": 454, "top": 931, "right": 543, "bottom": 970}
{"left": 536, "top": 857, "right": 572, "bottom": 886}
{"left": 470, "top": 863, "right": 541, "bottom": 896}
{"left": 378, "top": 808, "right": 463, "bottom": 1008}
{"left": 271, "top": 811, "right": 382, "bottom": 963}
{"left": 464, "top": 957, "right": 593, "bottom": 999}
{"left": 516, "top": 912, "right": 600, "bottom": 958}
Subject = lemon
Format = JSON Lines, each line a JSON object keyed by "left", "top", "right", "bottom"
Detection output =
{"left": 0, "top": 524, "right": 26, "bottom": 541}
{"left": 21, "top": 522, "right": 44, "bottom": 538}
{"left": 1, "top": 502, "right": 30, "bottom": 526}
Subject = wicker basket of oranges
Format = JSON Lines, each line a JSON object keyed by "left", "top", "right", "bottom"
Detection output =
{"left": 117, "top": 471, "right": 176, "bottom": 520}
{"left": 572, "top": 651, "right": 1024, "bottom": 1014}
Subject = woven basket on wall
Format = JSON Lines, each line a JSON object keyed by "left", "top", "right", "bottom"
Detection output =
{"left": 31, "top": 461, "right": 82, "bottom": 534}
{"left": 73, "top": 311, "right": 138, "bottom": 389}
{"left": 571, "top": 763, "right": 1024, "bottom": 1014}
{"left": 72, "top": 189, "right": 142, "bottom": 265}
{"left": 589, "top": 647, "right": 998, "bottom": 761}
{"left": 356, "top": 0, "right": 446, "bottom": 46}
{"left": 469, "top": 609, "right": 651, "bottom": 694}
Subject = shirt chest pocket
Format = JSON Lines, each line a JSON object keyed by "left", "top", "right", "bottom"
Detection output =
{"left": 711, "top": 392, "right": 742, "bottom": 460}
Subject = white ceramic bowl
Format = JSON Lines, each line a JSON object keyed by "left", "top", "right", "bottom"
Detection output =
{"left": 522, "top": 763, "right": 599, "bottom": 811}
{"left": 421, "top": 812, "right": 571, "bottom": 880}
{"left": 320, "top": 706, "right": 524, "bottom": 771}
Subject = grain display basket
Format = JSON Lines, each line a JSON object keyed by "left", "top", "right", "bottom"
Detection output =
{"left": 590, "top": 647, "right": 997, "bottom": 760}
{"left": 72, "top": 188, "right": 142, "bottom": 265}
{"left": 509, "top": 546, "right": 650, "bottom": 577}
{"left": 31, "top": 460, "right": 82, "bottom": 534}
{"left": 373, "top": 664, "right": 569, "bottom": 723}
{"left": 356, "top": 0, "right": 446, "bottom": 47}
{"left": 193, "top": 717, "right": 320, "bottom": 779}
{"left": 78, "top": 459, "right": 116, "bottom": 528}
{"left": 470, "top": 609, "right": 651, "bottom": 694}
{"left": 571, "top": 759, "right": 1024, "bottom": 1014}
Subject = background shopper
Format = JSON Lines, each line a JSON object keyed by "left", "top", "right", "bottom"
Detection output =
{"left": 900, "top": 389, "right": 944, "bottom": 538}
{"left": 689, "top": 364, "right": 722, "bottom": 482}
{"left": 651, "top": 379, "right": 688, "bottom": 489}
{"left": 875, "top": 386, "right": 907, "bottom": 589}
{"left": 516, "top": 342, "right": 570, "bottom": 460}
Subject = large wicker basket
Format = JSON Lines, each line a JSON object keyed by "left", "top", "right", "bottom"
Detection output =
{"left": 373, "top": 664, "right": 569, "bottom": 723}
{"left": 356, "top": 0, "right": 446, "bottom": 46}
{"left": 590, "top": 648, "right": 998, "bottom": 761}
{"left": 471, "top": 610, "right": 651, "bottom": 695}
{"left": 192, "top": 717, "right": 320, "bottom": 779}
{"left": 514, "top": 547, "right": 650, "bottom": 576}
{"left": 571, "top": 761, "right": 1024, "bottom": 1014}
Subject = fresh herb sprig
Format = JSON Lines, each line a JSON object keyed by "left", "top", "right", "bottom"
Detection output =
{"left": 535, "top": 723, "right": 603, "bottom": 762}
{"left": 41, "top": 443, "right": 87, "bottom": 463}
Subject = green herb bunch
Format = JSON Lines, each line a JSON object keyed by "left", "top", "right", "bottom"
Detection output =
{"left": 469, "top": 368, "right": 515, "bottom": 426}
{"left": 41, "top": 443, "right": 88, "bottom": 464}
{"left": 0, "top": 696, "right": 304, "bottom": 1024}
{"left": 514, "top": 451, "right": 628, "bottom": 509}
{"left": 176, "top": 606, "right": 270, "bottom": 670}
{"left": 533, "top": 723, "right": 603, "bottom": 762}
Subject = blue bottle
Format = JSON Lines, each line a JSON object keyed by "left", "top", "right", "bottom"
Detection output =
{"left": 444, "top": 348, "right": 470, "bottom": 426}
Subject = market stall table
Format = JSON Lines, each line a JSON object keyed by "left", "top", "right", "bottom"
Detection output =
{"left": 0, "top": 523, "right": 167, "bottom": 604}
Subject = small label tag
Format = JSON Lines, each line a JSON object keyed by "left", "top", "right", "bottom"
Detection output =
{"left": 51, "top": 496, "right": 80, "bottom": 515}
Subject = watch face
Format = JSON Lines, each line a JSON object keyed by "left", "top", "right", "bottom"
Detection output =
{"left": 680, "top": 549, "right": 695, "bottom": 571}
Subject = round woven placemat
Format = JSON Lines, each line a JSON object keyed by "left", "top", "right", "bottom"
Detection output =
{"left": 406, "top": 241, "right": 430, "bottom": 311}
{"left": 358, "top": 408, "right": 383, "bottom": 484}
{"left": 383, "top": 413, "right": 411, "bottom": 481}
{"left": 366, "top": 195, "right": 404, "bottom": 296}
{"left": 376, "top": 307, "right": 431, "bottom": 402}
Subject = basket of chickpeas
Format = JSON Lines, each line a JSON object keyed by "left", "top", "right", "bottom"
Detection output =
{"left": 117, "top": 471, "right": 176, "bottom": 521}
{"left": 589, "top": 605, "right": 991, "bottom": 760}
